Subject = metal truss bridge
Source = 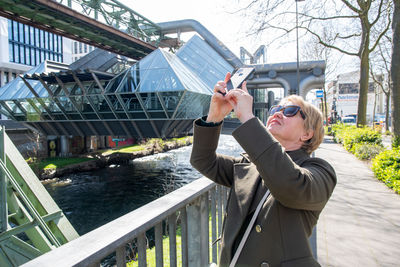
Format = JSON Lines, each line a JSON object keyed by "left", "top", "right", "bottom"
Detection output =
{"left": 0, "top": 0, "right": 178, "bottom": 60}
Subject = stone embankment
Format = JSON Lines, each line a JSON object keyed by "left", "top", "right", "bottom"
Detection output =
{"left": 39, "top": 139, "right": 192, "bottom": 180}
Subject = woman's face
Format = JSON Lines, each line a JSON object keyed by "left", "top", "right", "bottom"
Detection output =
{"left": 266, "top": 101, "right": 310, "bottom": 149}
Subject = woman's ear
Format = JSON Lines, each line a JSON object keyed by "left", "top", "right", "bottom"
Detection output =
{"left": 300, "top": 130, "right": 314, "bottom": 142}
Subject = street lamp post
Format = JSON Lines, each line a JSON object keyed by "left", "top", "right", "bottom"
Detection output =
{"left": 295, "top": 0, "right": 305, "bottom": 95}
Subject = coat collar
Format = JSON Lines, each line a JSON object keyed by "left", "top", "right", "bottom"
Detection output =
{"left": 286, "top": 149, "right": 310, "bottom": 164}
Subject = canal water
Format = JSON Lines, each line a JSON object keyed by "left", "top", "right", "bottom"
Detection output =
{"left": 43, "top": 134, "right": 243, "bottom": 235}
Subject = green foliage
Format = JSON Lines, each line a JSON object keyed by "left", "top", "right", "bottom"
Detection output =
{"left": 343, "top": 127, "right": 382, "bottom": 153}
{"left": 332, "top": 124, "right": 399, "bottom": 194}
{"left": 393, "top": 135, "right": 400, "bottom": 149}
{"left": 331, "top": 123, "right": 353, "bottom": 144}
{"left": 353, "top": 143, "right": 385, "bottom": 160}
{"left": 324, "top": 126, "right": 332, "bottom": 136}
{"left": 127, "top": 235, "right": 183, "bottom": 267}
{"left": 30, "top": 157, "right": 94, "bottom": 170}
{"left": 101, "top": 136, "right": 193, "bottom": 155}
{"left": 331, "top": 124, "right": 382, "bottom": 153}
{"left": 372, "top": 148, "right": 400, "bottom": 194}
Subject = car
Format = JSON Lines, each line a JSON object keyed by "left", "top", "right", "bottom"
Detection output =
{"left": 342, "top": 116, "right": 356, "bottom": 125}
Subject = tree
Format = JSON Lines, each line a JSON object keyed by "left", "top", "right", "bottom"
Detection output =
{"left": 391, "top": 0, "right": 400, "bottom": 147}
{"left": 240, "top": 0, "right": 392, "bottom": 126}
{"left": 370, "top": 35, "right": 392, "bottom": 132}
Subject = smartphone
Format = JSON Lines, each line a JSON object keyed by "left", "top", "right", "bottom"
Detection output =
{"left": 221, "top": 67, "right": 255, "bottom": 95}
{"left": 226, "top": 67, "right": 254, "bottom": 90}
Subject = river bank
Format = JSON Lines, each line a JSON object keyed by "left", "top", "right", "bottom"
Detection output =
{"left": 37, "top": 137, "right": 193, "bottom": 180}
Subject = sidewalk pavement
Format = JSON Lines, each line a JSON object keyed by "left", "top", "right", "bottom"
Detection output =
{"left": 314, "top": 136, "right": 400, "bottom": 266}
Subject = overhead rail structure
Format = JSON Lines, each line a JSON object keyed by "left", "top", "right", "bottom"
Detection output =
{"left": 0, "top": 0, "right": 160, "bottom": 60}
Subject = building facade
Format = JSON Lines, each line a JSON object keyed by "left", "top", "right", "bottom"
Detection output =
{"left": 0, "top": 17, "right": 96, "bottom": 88}
{"left": 0, "top": 17, "right": 73, "bottom": 88}
{"left": 326, "top": 70, "right": 387, "bottom": 123}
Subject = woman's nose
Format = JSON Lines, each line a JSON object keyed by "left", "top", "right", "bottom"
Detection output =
{"left": 272, "top": 111, "right": 284, "bottom": 118}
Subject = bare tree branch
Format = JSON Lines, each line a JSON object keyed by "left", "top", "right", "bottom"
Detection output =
{"left": 341, "top": 0, "right": 362, "bottom": 14}
{"left": 300, "top": 26, "right": 359, "bottom": 56}
{"left": 370, "top": 0, "right": 385, "bottom": 26}
{"left": 369, "top": 12, "right": 392, "bottom": 52}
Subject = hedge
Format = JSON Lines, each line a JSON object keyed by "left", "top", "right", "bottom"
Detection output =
{"left": 330, "top": 123, "right": 399, "bottom": 194}
{"left": 331, "top": 124, "right": 383, "bottom": 158}
{"left": 372, "top": 148, "right": 400, "bottom": 194}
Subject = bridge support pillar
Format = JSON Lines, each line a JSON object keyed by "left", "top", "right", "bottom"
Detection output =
{"left": 60, "top": 135, "right": 69, "bottom": 157}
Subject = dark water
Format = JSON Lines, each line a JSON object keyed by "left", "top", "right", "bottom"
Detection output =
{"left": 44, "top": 134, "right": 243, "bottom": 235}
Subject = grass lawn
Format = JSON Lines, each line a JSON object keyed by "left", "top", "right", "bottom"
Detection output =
{"left": 100, "top": 136, "right": 192, "bottom": 156}
{"left": 127, "top": 215, "right": 219, "bottom": 266}
{"left": 128, "top": 235, "right": 182, "bottom": 267}
{"left": 100, "top": 144, "right": 145, "bottom": 155}
{"left": 29, "top": 157, "right": 95, "bottom": 170}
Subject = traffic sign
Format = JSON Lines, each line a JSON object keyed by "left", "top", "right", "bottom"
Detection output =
{"left": 316, "top": 90, "right": 324, "bottom": 98}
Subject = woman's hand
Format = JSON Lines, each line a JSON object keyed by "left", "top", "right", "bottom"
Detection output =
{"left": 226, "top": 82, "right": 255, "bottom": 123}
{"left": 206, "top": 73, "right": 234, "bottom": 123}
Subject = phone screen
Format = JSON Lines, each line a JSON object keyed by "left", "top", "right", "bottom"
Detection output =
{"left": 226, "top": 67, "right": 255, "bottom": 90}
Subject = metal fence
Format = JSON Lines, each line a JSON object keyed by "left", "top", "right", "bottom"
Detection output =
{"left": 21, "top": 178, "right": 229, "bottom": 267}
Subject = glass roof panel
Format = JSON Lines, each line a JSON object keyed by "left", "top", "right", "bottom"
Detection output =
{"left": 105, "top": 70, "right": 129, "bottom": 93}
{"left": 130, "top": 65, "right": 148, "bottom": 91}
{"left": 177, "top": 35, "right": 234, "bottom": 89}
{"left": 136, "top": 69, "right": 167, "bottom": 93}
{"left": 163, "top": 50, "right": 212, "bottom": 95}
{"left": 147, "top": 50, "right": 170, "bottom": 69}
{"left": 33, "top": 81, "right": 48, "bottom": 98}
{"left": 5, "top": 78, "right": 31, "bottom": 99}
{"left": 137, "top": 49, "right": 157, "bottom": 70}
{"left": 156, "top": 68, "right": 185, "bottom": 92}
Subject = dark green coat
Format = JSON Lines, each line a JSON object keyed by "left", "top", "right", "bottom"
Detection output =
{"left": 190, "top": 117, "right": 336, "bottom": 267}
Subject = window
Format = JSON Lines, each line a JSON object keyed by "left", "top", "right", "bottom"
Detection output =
{"left": 8, "top": 19, "right": 63, "bottom": 65}
{"left": 74, "top": 42, "right": 78, "bottom": 54}
{"left": 18, "top": 23, "right": 24, "bottom": 42}
{"left": 5, "top": 72, "right": 9, "bottom": 84}
{"left": 79, "top": 42, "right": 82, "bottom": 53}
{"left": 84, "top": 44, "right": 87, "bottom": 53}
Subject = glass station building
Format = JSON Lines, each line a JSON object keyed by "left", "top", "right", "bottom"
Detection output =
{"left": 0, "top": 35, "right": 233, "bottom": 144}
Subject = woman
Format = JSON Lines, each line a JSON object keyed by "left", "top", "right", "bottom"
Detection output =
{"left": 190, "top": 75, "right": 336, "bottom": 267}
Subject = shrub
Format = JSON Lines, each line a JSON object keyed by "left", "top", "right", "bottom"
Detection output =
{"left": 393, "top": 136, "right": 400, "bottom": 149}
{"left": 331, "top": 123, "right": 351, "bottom": 144}
{"left": 324, "top": 126, "right": 332, "bottom": 136}
{"left": 353, "top": 143, "right": 385, "bottom": 160}
{"left": 372, "top": 149, "right": 400, "bottom": 194}
{"left": 341, "top": 126, "right": 382, "bottom": 153}
{"left": 331, "top": 124, "right": 382, "bottom": 151}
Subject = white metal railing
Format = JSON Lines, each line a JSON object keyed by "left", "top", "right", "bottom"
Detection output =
{"left": 21, "top": 178, "right": 229, "bottom": 267}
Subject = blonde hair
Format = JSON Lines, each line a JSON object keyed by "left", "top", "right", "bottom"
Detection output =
{"left": 280, "top": 95, "right": 324, "bottom": 154}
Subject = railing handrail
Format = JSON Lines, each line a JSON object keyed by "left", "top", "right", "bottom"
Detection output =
{"left": 21, "top": 178, "right": 218, "bottom": 267}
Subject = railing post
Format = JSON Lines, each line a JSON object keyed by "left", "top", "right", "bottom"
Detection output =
{"left": 187, "top": 194, "right": 209, "bottom": 267}
{"left": 210, "top": 187, "right": 217, "bottom": 263}
{"left": 180, "top": 208, "right": 188, "bottom": 267}
{"left": 155, "top": 222, "right": 163, "bottom": 266}
{"left": 116, "top": 246, "right": 126, "bottom": 267}
{"left": 0, "top": 126, "right": 7, "bottom": 232}
{"left": 168, "top": 212, "right": 177, "bottom": 267}
{"left": 200, "top": 192, "right": 209, "bottom": 266}
{"left": 137, "top": 233, "right": 147, "bottom": 267}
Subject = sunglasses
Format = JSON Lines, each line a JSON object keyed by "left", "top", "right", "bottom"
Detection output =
{"left": 269, "top": 105, "right": 306, "bottom": 120}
